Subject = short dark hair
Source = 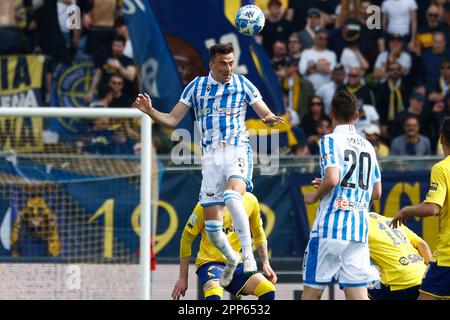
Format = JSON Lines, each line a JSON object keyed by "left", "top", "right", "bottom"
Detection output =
{"left": 113, "top": 34, "right": 126, "bottom": 45}
{"left": 97, "top": 84, "right": 114, "bottom": 100}
{"left": 114, "top": 16, "right": 125, "bottom": 28}
{"left": 403, "top": 114, "right": 420, "bottom": 126}
{"left": 331, "top": 91, "right": 358, "bottom": 122}
{"left": 441, "top": 117, "right": 450, "bottom": 146}
{"left": 209, "top": 43, "right": 233, "bottom": 60}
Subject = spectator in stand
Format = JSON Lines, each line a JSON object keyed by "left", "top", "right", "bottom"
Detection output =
{"left": 363, "top": 124, "right": 390, "bottom": 157}
{"left": 373, "top": 33, "right": 412, "bottom": 81}
{"left": 289, "top": 141, "right": 311, "bottom": 156}
{"left": 338, "top": 67, "right": 375, "bottom": 106}
{"left": 310, "top": 0, "right": 339, "bottom": 29}
{"left": 287, "top": 33, "right": 303, "bottom": 60}
{"left": 394, "top": 92, "right": 431, "bottom": 139}
{"left": 376, "top": 61, "right": 413, "bottom": 143}
{"left": 355, "top": 102, "right": 380, "bottom": 137}
{"left": 298, "top": 8, "right": 322, "bottom": 50}
{"left": 299, "top": 29, "right": 337, "bottom": 91}
{"left": 328, "top": 17, "right": 362, "bottom": 62}
{"left": 0, "top": 0, "right": 23, "bottom": 54}
{"left": 281, "top": 57, "right": 315, "bottom": 125}
{"left": 114, "top": 16, "right": 133, "bottom": 59}
{"left": 359, "top": 0, "right": 385, "bottom": 70}
{"left": 258, "top": 0, "right": 293, "bottom": 57}
{"left": 419, "top": 32, "right": 449, "bottom": 96}
{"left": 57, "top": 0, "right": 81, "bottom": 51}
{"left": 335, "top": 0, "right": 361, "bottom": 28}
{"left": 307, "top": 117, "right": 332, "bottom": 155}
{"left": 286, "top": 0, "right": 308, "bottom": 31}
{"left": 416, "top": 4, "right": 446, "bottom": 51}
{"left": 381, "top": 0, "right": 418, "bottom": 52}
{"left": 430, "top": 91, "right": 450, "bottom": 153}
{"left": 84, "top": 0, "right": 117, "bottom": 69}
{"left": 89, "top": 84, "right": 114, "bottom": 108}
{"left": 301, "top": 96, "right": 330, "bottom": 138}
{"left": 339, "top": 21, "right": 369, "bottom": 73}
{"left": 271, "top": 40, "right": 289, "bottom": 81}
{"left": 391, "top": 115, "right": 431, "bottom": 156}
{"left": 108, "top": 74, "right": 133, "bottom": 108}
{"left": 87, "top": 35, "right": 138, "bottom": 104}
{"left": 440, "top": 1, "right": 450, "bottom": 49}
{"left": 427, "top": 59, "right": 450, "bottom": 105}
{"left": 31, "top": 0, "right": 73, "bottom": 64}
{"left": 316, "top": 63, "right": 346, "bottom": 114}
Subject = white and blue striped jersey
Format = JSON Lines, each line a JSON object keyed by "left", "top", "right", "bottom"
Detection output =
{"left": 179, "top": 72, "right": 262, "bottom": 153}
{"left": 311, "top": 125, "right": 381, "bottom": 243}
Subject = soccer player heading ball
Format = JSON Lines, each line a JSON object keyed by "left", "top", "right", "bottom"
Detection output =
{"left": 134, "top": 43, "right": 284, "bottom": 287}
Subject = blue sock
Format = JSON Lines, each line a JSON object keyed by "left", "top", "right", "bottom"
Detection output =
{"left": 258, "top": 291, "right": 275, "bottom": 300}
{"left": 205, "top": 295, "right": 221, "bottom": 300}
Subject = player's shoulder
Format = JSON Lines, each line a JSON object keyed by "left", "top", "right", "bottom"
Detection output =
{"left": 432, "top": 158, "right": 450, "bottom": 175}
{"left": 368, "top": 211, "right": 385, "bottom": 222}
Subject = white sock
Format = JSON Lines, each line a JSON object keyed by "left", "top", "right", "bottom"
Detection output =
{"left": 205, "top": 220, "right": 236, "bottom": 262}
{"left": 223, "top": 190, "right": 253, "bottom": 258}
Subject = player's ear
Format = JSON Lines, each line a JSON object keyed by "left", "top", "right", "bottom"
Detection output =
{"left": 354, "top": 110, "right": 360, "bottom": 121}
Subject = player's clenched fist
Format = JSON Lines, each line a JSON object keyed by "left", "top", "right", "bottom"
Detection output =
{"left": 134, "top": 93, "right": 153, "bottom": 115}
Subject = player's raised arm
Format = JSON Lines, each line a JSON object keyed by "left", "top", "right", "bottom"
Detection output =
{"left": 134, "top": 93, "right": 190, "bottom": 128}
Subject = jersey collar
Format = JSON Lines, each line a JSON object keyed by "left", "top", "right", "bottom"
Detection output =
{"left": 208, "top": 72, "right": 233, "bottom": 85}
{"left": 333, "top": 124, "right": 356, "bottom": 134}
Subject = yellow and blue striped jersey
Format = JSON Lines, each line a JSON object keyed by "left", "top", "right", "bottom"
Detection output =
{"left": 180, "top": 192, "right": 267, "bottom": 269}
{"left": 368, "top": 212, "right": 427, "bottom": 290}
{"left": 424, "top": 155, "right": 450, "bottom": 266}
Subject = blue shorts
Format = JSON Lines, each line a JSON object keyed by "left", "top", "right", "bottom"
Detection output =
{"left": 196, "top": 262, "right": 257, "bottom": 297}
{"left": 368, "top": 283, "right": 420, "bottom": 300}
{"left": 420, "top": 262, "right": 450, "bottom": 299}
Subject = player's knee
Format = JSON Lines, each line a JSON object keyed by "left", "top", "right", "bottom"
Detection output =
{"left": 252, "top": 279, "right": 276, "bottom": 300}
{"left": 204, "top": 285, "right": 223, "bottom": 300}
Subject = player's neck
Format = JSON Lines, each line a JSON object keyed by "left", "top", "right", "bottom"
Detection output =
{"left": 333, "top": 121, "right": 355, "bottom": 129}
{"left": 444, "top": 146, "right": 450, "bottom": 158}
{"left": 210, "top": 71, "right": 228, "bottom": 84}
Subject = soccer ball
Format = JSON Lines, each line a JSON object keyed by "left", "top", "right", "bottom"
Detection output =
{"left": 235, "top": 5, "right": 265, "bottom": 36}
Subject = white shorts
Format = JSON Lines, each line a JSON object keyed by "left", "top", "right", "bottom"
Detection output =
{"left": 199, "top": 143, "right": 253, "bottom": 207}
{"left": 302, "top": 237, "right": 380, "bottom": 289}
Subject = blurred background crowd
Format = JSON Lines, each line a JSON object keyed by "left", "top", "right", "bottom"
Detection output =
{"left": 1, "top": 0, "right": 450, "bottom": 157}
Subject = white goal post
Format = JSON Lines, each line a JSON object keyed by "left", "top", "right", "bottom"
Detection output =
{"left": 0, "top": 107, "right": 152, "bottom": 300}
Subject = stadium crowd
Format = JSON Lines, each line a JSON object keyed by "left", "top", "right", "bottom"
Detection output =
{"left": 1, "top": 0, "right": 450, "bottom": 157}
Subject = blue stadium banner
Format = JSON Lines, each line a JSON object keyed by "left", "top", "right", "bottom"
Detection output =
{"left": 0, "top": 55, "right": 44, "bottom": 152}
{"left": 122, "top": 0, "right": 196, "bottom": 136}
{"left": 49, "top": 62, "right": 96, "bottom": 136}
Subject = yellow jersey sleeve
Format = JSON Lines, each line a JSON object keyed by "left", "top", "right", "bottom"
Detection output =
{"left": 424, "top": 165, "right": 447, "bottom": 208}
{"left": 179, "top": 203, "right": 204, "bottom": 258}
{"left": 401, "top": 224, "right": 422, "bottom": 248}
{"left": 247, "top": 194, "right": 267, "bottom": 247}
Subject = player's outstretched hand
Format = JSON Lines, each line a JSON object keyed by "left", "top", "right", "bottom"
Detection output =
{"left": 262, "top": 114, "right": 285, "bottom": 127}
{"left": 133, "top": 93, "right": 153, "bottom": 115}
{"left": 171, "top": 277, "right": 188, "bottom": 300}
{"left": 311, "top": 178, "right": 322, "bottom": 189}
{"left": 262, "top": 262, "right": 278, "bottom": 284}
{"left": 390, "top": 209, "right": 409, "bottom": 229}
